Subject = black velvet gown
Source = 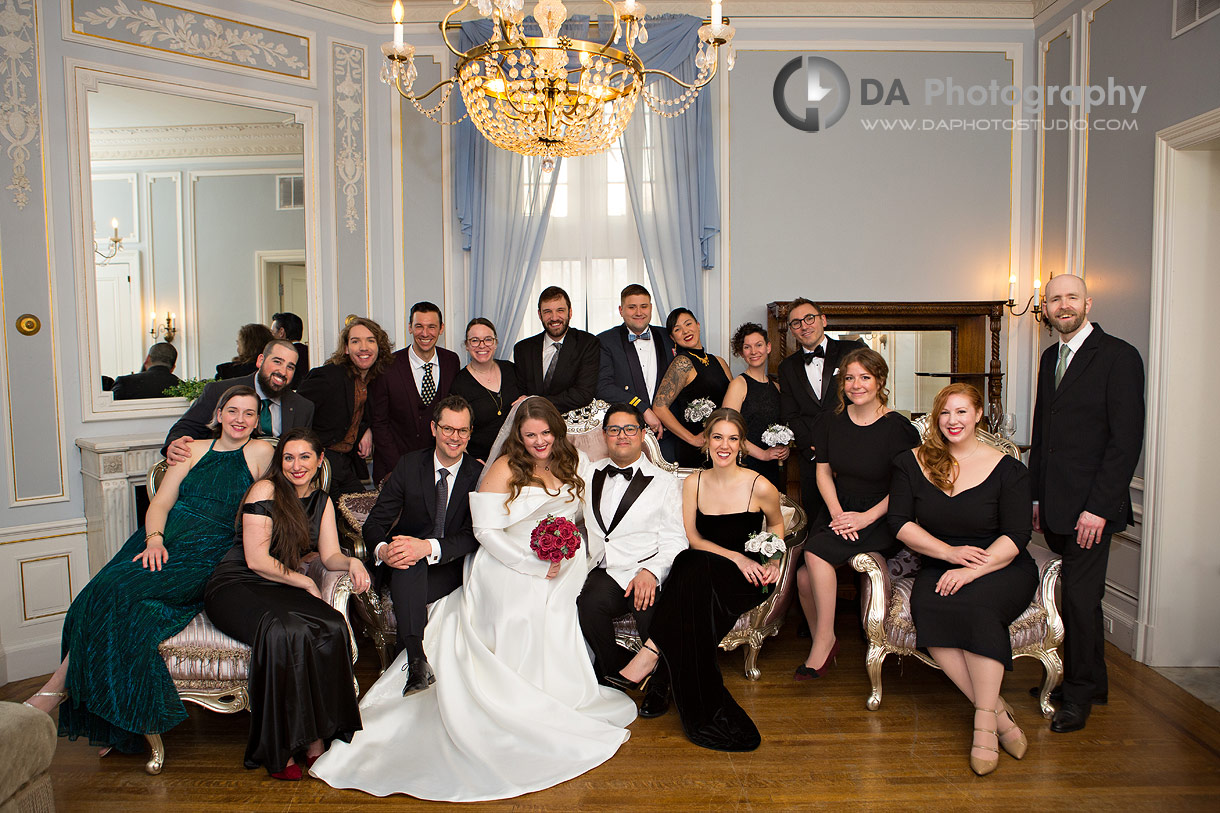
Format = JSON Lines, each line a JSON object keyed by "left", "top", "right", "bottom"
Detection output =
{"left": 648, "top": 473, "right": 768, "bottom": 751}
{"left": 737, "top": 374, "right": 785, "bottom": 492}
{"left": 804, "top": 410, "right": 921, "bottom": 566}
{"left": 204, "top": 490, "right": 361, "bottom": 772}
{"left": 889, "top": 452, "right": 1038, "bottom": 669}
{"left": 449, "top": 360, "right": 522, "bottom": 462}
{"left": 668, "top": 349, "right": 731, "bottom": 468}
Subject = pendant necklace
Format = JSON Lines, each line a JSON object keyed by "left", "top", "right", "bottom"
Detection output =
{"left": 687, "top": 347, "right": 711, "bottom": 367}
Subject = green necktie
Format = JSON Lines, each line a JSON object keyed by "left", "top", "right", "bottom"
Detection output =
{"left": 1054, "top": 343, "right": 1071, "bottom": 388}
{"left": 259, "top": 398, "right": 274, "bottom": 436}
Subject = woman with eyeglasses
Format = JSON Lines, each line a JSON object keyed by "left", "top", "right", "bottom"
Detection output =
{"left": 450, "top": 318, "right": 525, "bottom": 463}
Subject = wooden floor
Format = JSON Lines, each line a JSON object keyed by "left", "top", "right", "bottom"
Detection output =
{"left": 5, "top": 611, "right": 1220, "bottom": 812}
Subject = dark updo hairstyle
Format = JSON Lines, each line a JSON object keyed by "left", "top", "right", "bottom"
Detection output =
{"left": 206, "top": 385, "right": 259, "bottom": 437}
{"left": 665, "top": 307, "right": 697, "bottom": 335}
{"left": 730, "top": 322, "right": 768, "bottom": 358}
{"left": 245, "top": 427, "right": 326, "bottom": 571}
{"left": 834, "top": 347, "right": 890, "bottom": 414}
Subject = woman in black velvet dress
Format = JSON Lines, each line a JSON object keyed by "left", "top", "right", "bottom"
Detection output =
{"left": 449, "top": 317, "right": 524, "bottom": 462}
{"left": 722, "top": 322, "right": 788, "bottom": 492}
{"left": 651, "top": 308, "right": 732, "bottom": 468}
{"left": 205, "top": 428, "right": 372, "bottom": 780}
{"left": 890, "top": 384, "right": 1036, "bottom": 776}
{"left": 795, "top": 348, "right": 920, "bottom": 680}
{"left": 607, "top": 409, "right": 785, "bottom": 751}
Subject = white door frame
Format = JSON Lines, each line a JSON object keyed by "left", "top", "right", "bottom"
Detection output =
{"left": 1137, "top": 106, "right": 1220, "bottom": 663}
{"left": 255, "top": 249, "right": 309, "bottom": 325}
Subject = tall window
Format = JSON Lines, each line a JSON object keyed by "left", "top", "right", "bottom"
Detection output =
{"left": 516, "top": 148, "right": 649, "bottom": 343}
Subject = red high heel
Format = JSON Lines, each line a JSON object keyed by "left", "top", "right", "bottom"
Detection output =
{"left": 795, "top": 639, "right": 840, "bottom": 680}
{"left": 270, "top": 763, "right": 302, "bottom": 781}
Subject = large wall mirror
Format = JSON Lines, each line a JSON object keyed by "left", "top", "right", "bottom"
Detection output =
{"left": 70, "top": 65, "right": 318, "bottom": 419}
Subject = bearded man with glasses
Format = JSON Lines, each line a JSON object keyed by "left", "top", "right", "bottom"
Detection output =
{"left": 577, "top": 403, "right": 688, "bottom": 719}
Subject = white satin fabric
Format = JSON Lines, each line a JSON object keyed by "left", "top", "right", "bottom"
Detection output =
{"left": 311, "top": 485, "right": 636, "bottom": 801}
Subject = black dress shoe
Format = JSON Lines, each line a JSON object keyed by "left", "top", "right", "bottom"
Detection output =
{"left": 1050, "top": 701, "right": 1091, "bottom": 733}
{"left": 639, "top": 684, "right": 670, "bottom": 718}
{"left": 1031, "top": 685, "right": 1109, "bottom": 705}
{"left": 402, "top": 656, "right": 436, "bottom": 696}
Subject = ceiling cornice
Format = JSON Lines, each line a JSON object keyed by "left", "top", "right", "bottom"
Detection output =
{"left": 90, "top": 123, "right": 304, "bottom": 161}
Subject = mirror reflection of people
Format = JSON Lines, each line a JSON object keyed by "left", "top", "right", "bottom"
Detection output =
{"left": 794, "top": 348, "right": 919, "bottom": 679}
{"left": 890, "top": 384, "right": 1037, "bottom": 776}
{"left": 722, "top": 322, "right": 786, "bottom": 492}
{"left": 449, "top": 318, "right": 524, "bottom": 463}
{"left": 651, "top": 308, "right": 732, "bottom": 468}
{"left": 163, "top": 339, "right": 314, "bottom": 465}
{"left": 24, "top": 386, "right": 272, "bottom": 758}
{"left": 216, "top": 323, "right": 275, "bottom": 380}
{"left": 204, "top": 428, "right": 371, "bottom": 780}
{"left": 610, "top": 409, "right": 785, "bottom": 752}
{"left": 312, "top": 397, "right": 635, "bottom": 801}
{"left": 112, "top": 341, "right": 180, "bottom": 400}
{"left": 298, "top": 317, "right": 393, "bottom": 497}
{"left": 271, "top": 311, "right": 309, "bottom": 388}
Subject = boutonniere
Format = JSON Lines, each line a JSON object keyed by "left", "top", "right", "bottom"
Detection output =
{"left": 831, "top": 367, "right": 839, "bottom": 376}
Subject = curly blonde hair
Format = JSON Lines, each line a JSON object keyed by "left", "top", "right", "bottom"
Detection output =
{"left": 501, "top": 397, "right": 584, "bottom": 507}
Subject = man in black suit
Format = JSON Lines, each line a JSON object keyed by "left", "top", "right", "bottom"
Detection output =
{"left": 271, "top": 311, "right": 309, "bottom": 388}
{"left": 112, "top": 342, "right": 180, "bottom": 400}
{"left": 365, "top": 395, "right": 482, "bottom": 695}
{"left": 777, "top": 298, "right": 865, "bottom": 518}
{"left": 162, "top": 339, "right": 313, "bottom": 463}
{"left": 513, "top": 286, "right": 600, "bottom": 414}
{"left": 369, "top": 302, "right": 460, "bottom": 482}
{"left": 1029, "top": 274, "right": 1144, "bottom": 734}
{"left": 596, "top": 284, "right": 676, "bottom": 460}
{"left": 298, "top": 317, "right": 391, "bottom": 497}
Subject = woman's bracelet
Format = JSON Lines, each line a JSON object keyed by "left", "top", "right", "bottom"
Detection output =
{"left": 145, "top": 530, "right": 164, "bottom": 543}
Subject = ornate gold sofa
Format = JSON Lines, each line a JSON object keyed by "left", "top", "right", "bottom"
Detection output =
{"left": 145, "top": 456, "right": 357, "bottom": 774}
{"left": 337, "top": 399, "right": 808, "bottom": 678}
{"left": 849, "top": 418, "right": 1063, "bottom": 717}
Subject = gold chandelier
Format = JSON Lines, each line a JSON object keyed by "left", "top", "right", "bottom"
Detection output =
{"left": 381, "top": 0, "right": 735, "bottom": 168}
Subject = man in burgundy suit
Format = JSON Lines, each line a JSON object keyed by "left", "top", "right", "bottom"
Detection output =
{"left": 369, "top": 301, "right": 459, "bottom": 482}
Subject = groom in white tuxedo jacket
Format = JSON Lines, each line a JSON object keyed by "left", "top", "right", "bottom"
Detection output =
{"left": 577, "top": 403, "right": 687, "bottom": 718}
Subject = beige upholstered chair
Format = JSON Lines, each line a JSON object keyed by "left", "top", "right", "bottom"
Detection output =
{"left": 144, "top": 453, "right": 358, "bottom": 774}
{"left": 849, "top": 417, "right": 1064, "bottom": 717}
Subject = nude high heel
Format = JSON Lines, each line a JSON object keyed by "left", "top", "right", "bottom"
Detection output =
{"left": 970, "top": 707, "right": 1000, "bottom": 776}
{"left": 996, "top": 697, "right": 1028, "bottom": 760}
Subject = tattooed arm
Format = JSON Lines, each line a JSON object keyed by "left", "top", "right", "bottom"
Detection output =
{"left": 651, "top": 356, "right": 702, "bottom": 448}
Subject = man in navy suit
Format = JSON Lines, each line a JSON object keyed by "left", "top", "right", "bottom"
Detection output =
{"left": 112, "top": 342, "right": 179, "bottom": 400}
{"left": 513, "top": 286, "right": 600, "bottom": 413}
{"left": 777, "top": 298, "right": 865, "bottom": 520}
{"left": 596, "top": 285, "right": 676, "bottom": 460}
{"left": 1029, "top": 274, "right": 1144, "bottom": 733}
{"left": 365, "top": 395, "right": 483, "bottom": 695}
{"left": 369, "top": 301, "right": 460, "bottom": 482}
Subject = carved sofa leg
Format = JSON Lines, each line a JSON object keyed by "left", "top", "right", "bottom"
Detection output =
{"left": 144, "top": 733, "right": 165, "bottom": 775}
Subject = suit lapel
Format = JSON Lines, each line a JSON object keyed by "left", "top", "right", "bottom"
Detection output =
{"left": 419, "top": 452, "right": 436, "bottom": 522}
{"left": 444, "top": 455, "right": 476, "bottom": 525}
{"left": 343, "top": 369, "right": 355, "bottom": 416}
{"left": 591, "top": 467, "right": 610, "bottom": 535}
{"left": 789, "top": 352, "right": 821, "bottom": 406}
{"left": 651, "top": 326, "right": 672, "bottom": 391}
{"left": 1053, "top": 330, "right": 1101, "bottom": 401}
{"left": 619, "top": 327, "right": 649, "bottom": 397}
{"left": 819, "top": 340, "right": 841, "bottom": 402}
{"left": 606, "top": 471, "right": 652, "bottom": 536}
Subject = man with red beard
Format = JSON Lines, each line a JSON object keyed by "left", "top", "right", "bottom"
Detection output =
{"left": 1029, "top": 273, "right": 1144, "bottom": 734}
{"left": 162, "top": 339, "right": 314, "bottom": 462}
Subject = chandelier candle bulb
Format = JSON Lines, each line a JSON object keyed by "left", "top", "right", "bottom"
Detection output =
{"left": 1008, "top": 274, "right": 1016, "bottom": 303}
{"left": 392, "top": 0, "right": 404, "bottom": 47}
{"left": 110, "top": 218, "right": 119, "bottom": 239}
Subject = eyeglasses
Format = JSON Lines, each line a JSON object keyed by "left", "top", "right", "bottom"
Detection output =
{"left": 788, "top": 313, "right": 823, "bottom": 330}
{"left": 466, "top": 337, "right": 497, "bottom": 347}
{"left": 605, "top": 425, "right": 641, "bottom": 437}
{"left": 436, "top": 424, "right": 472, "bottom": 438}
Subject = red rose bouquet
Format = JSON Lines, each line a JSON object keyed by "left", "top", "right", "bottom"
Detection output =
{"left": 530, "top": 514, "right": 582, "bottom": 563}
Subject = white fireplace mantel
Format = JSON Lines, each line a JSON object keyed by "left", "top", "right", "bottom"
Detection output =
{"left": 76, "top": 435, "right": 164, "bottom": 576}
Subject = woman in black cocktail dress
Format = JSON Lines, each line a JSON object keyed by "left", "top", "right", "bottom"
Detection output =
{"left": 722, "top": 322, "right": 788, "bottom": 492}
{"left": 890, "top": 384, "right": 1036, "bottom": 776}
{"left": 607, "top": 409, "right": 786, "bottom": 752}
{"left": 205, "top": 428, "right": 372, "bottom": 779}
{"left": 652, "top": 308, "right": 732, "bottom": 468}
{"left": 449, "top": 318, "right": 523, "bottom": 462}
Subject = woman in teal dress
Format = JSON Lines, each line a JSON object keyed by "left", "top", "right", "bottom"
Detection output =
{"left": 24, "top": 385, "right": 273, "bottom": 757}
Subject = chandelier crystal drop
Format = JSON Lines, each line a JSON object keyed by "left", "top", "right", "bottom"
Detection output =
{"left": 381, "top": 0, "right": 735, "bottom": 165}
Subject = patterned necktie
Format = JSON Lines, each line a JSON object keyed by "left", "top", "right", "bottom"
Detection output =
{"left": 1054, "top": 343, "right": 1071, "bottom": 388}
{"left": 259, "top": 398, "right": 273, "bottom": 436}
{"left": 543, "top": 341, "right": 561, "bottom": 390}
{"left": 433, "top": 468, "right": 450, "bottom": 538}
{"left": 421, "top": 362, "right": 436, "bottom": 406}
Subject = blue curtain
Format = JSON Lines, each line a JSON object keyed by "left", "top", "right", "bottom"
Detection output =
{"left": 615, "top": 14, "right": 721, "bottom": 320}
{"left": 454, "top": 17, "right": 590, "bottom": 353}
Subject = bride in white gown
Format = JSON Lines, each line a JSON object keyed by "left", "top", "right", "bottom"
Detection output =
{"left": 312, "top": 397, "right": 636, "bottom": 801}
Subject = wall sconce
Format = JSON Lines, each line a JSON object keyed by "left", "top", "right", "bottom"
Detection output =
{"left": 1005, "top": 275, "right": 1052, "bottom": 331}
{"left": 150, "top": 311, "right": 176, "bottom": 343}
{"left": 94, "top": 218, "right": 123, "bottom": 264}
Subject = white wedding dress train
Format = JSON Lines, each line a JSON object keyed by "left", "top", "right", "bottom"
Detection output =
{"left": 311, "top": 486, "right": 636, "bottom": 801}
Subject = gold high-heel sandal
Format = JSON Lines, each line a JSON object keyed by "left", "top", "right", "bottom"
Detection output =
{"left": 22, "top": 691, "right": 67, "bottom": 713}
{"left": 605, "top": 642, "right": 661, "bottom": 693}
{"left": 996, "top": 697, "right": 1028, "bottom": 760}
{"left": 970, "top": 707, "right": 1000, "bottom": 776}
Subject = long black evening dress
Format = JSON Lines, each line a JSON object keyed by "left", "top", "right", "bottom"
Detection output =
{"left": 648, "top": 473, "right": 768, "bottom": 751}
{"left": 737, "top": 374, "right": 785, "bottom": 492}
{"left": 449, "top": 360, "right": 522, "bottom": 462}
{"left": 58, "top": 439, "right": 254, "bottom": 753}
{"left": 204, "top": 490, "right": 361, "bottom": 772}
{"left": 668, "top": 349, "right": 731, "bottom": 468}
{"left": 803, "top": 410, "right": 920, "bottom": 566}
{"left": 890, "top": 452, "right": 1038, "bottom": 669}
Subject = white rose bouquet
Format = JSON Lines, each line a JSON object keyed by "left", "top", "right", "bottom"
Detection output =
{"left": 760, "top": 423, "right": 795, "bottom": 468}
{"left": 744, "top": 530, "right": 786, "bottom": 593}
{"left": 683, "top": 397, "right": 716, "bottom": 425}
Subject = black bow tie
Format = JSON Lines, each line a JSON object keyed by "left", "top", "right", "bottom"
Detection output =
{"left": 604, "top": 466, "right": 634, "bottom": 480}
{"left": 803, "top": 346, "right": 826, "bottom": 364}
